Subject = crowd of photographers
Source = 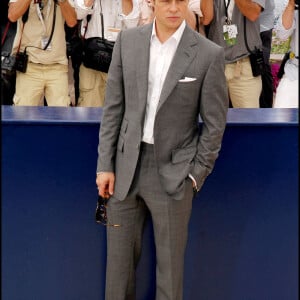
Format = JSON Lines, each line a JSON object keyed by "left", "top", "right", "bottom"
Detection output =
{"left": 1, "top": 0, "right": 298, "bottom": 108}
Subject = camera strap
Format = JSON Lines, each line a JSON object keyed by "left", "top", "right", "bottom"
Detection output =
{"left": 36, "top": 0, "right": 52, "bottom": 34}
{"left": 16, "top": 8, "right": 30, "bottom": 54}
{"left": 83, "top": 14, "right": 91, "bottom": 39}
{"left": 40, "top": 1, "right": 57, "bottom": 50}
{"left": 243, "top": 16, "right": 256, "bottom": 55}
{"left": 224, "top": 0, "right": 234, "bottom": 23}
{"left": 1, "top": 21, "right": 11, "bottom": 47}
{"left": 243, "top": 16, "right": 265, "bottom": 77}
{"left": 1, "top": 8, "right": 29, "bottom": 51}
{"left": 84, "top": 0, "right": 105, "bottom": 40}
{"left": 22, "top": 1, "right": 56, "bottom": 53}
{"left": 194, "top": 12, "right": 200, "bottom": 33}
{"left": 99, "top": 0, "right": 105, "bottom": 40}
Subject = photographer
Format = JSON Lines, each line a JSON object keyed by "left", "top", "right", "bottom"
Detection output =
{"left": 8, "top": 0, "right": 77, "bottom": 106}
{"left": 259, "top": 0, "right": 275, "bottom": 108}
{"left": 1, "top": 0, "right": 17, "bottom": 105}
{"left": 201, "top": 0, "right": 265, "bottom": 108}
{"left": 273, "top": 0, "right": 298, "bottom": 108}
{"left": 74, "top": 0, "right": 153, "bottom": 107}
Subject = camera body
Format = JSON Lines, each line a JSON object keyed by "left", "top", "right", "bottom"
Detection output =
{"left": 1, "top": 51, "right": 28, "bottom": 74}
{"left": 15, "top": 52, "right": 28, "bottom": 73}
{"left": 249, "top": 48, "right": 265, "bottom": 77}
{"left": 1, "top": 54, "right": 16, "bottom": 74}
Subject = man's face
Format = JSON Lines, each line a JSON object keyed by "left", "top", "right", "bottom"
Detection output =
{"left": 153, "top": 0, "right": 189, "bottom": 32}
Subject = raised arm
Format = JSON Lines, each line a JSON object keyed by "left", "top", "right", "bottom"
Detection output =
{"left": 8, "top": 0, "right": 31, "bottom": 22}
{"left": 9, "top": 0, "right": 77, "bottom": 27}
{"left": 57, "top": 0, "right": 77, "bottom": 27}
{"left": 275, "top": 0, "right": 296, "bottom": 40}
{"left": 281, "top": 0, "right": 295, "bottom": 30}
{"left": 200, "top": 0, "right": 213, "bottom": 25}
{"left": 234, "top": 0, "right": 263, "bottom": 22}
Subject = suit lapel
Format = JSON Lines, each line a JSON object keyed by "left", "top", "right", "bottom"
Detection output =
{"left": 157, "top": 27, "right": 198, "bottom": 112}
{"left": 135, "top": 24, "right": 152, "bottom": 116}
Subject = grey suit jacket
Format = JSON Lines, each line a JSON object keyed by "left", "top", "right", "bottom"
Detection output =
{"left": 97, "top": 23, "right": 229, "bottom": 201}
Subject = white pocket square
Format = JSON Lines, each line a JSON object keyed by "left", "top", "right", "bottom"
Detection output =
{"left": 178, "top": 77, "right": 197, "bottom": 82}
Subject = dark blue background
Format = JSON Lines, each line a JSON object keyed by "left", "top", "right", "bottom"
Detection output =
{"left": 2, "top": 107, "right": 298, "bottom": 300}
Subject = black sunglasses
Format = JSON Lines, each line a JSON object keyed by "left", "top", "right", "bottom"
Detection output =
{"left": 95, "top": 195, "right": 121, "bottom": 227}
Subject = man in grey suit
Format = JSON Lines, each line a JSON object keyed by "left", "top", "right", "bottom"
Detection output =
{"left": 96, "top": 0, "right": 228, "bottom": 299}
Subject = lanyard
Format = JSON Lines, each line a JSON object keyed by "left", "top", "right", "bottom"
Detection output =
{"left": 224, "top": 0, "right": 234, "bottom": 23}
{"left": 36, "top": 0, "right": 52, "bottom": 35}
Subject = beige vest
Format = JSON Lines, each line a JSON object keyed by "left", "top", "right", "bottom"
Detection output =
{"left": 11, "top": 0, "right": 68, "bottom": 65}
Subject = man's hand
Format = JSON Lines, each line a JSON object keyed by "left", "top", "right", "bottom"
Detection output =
{"left": 96, "top": 172, "right": 115, "bottom": 198}
{"left": 84, "top": 0, "right": 94, "bottom": 8}
{"left": 58, "top": 0, "right": 77, "bottom": 27}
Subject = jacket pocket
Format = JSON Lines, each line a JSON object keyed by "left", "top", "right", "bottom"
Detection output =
{"left": 120, "top": 119, "right": 128, "bottom": 134}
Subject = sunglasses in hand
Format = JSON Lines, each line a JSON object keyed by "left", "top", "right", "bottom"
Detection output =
{"left": 95, "top": 195, "right": 121, "bottom": 227}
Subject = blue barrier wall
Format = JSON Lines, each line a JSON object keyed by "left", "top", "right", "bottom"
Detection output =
{"left": 1, "top": 106, "right": 298, "bottom": 300}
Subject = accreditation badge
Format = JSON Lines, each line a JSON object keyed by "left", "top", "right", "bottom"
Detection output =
{"left": 223, "top": 24, "right": 238, "bottom": 46}
{"left": 41, "top": 36, "right": 52, "bottom": 50}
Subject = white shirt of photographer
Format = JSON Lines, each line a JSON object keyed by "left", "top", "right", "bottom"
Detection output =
{"left": 75, "top": 0, "right": 150, "bottom": 41}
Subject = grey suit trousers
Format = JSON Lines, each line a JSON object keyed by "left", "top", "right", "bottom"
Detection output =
{"left": 105, "top": 143, "right": 194, "bottom": 300}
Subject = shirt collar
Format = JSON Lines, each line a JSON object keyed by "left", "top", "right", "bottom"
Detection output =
{"left": 151, "top": 19, "right": 186, "bottom": 45}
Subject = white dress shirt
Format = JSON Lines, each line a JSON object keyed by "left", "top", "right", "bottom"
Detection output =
{"left": 142, "top": 20, "right": 186, "bottom": 144}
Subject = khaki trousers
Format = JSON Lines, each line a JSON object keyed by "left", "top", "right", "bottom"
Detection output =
{"left": 225, "top": 57, "right": 262, "bottom": 108}
{"left": 77, "top": 64, "right": 107, "bottom": 107}
{"left": 13, "top": 62, "right": 70, "bottom": 106}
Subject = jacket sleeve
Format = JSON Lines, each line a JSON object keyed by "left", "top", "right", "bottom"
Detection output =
{"left": 191, "top": 46, "right": 229, "bottom": 191}
{"left": 96, "top": 30, "right": 125, "bottom": 173}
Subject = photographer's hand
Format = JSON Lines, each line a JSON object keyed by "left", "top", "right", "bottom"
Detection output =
{"left": 57, "top": 0, "right": 77, "bottom": 27}
{"left": 84, "top": 0, "right": 94, "bottom": 8}
{"left": 8, "top": 0, "right": 31, "bottom": 22}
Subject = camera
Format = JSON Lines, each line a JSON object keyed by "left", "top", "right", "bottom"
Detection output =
{"left": 1, "top": 54, "right": 17, "bottom": 74}
{"left": 249, "top": 47, "right": 265, "bottom": 77}
{"left": 15, "top": 51, "right": 28, "bottom": 73}
{"left": 1, "top": 51, "right": 28, "bottom": 74}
